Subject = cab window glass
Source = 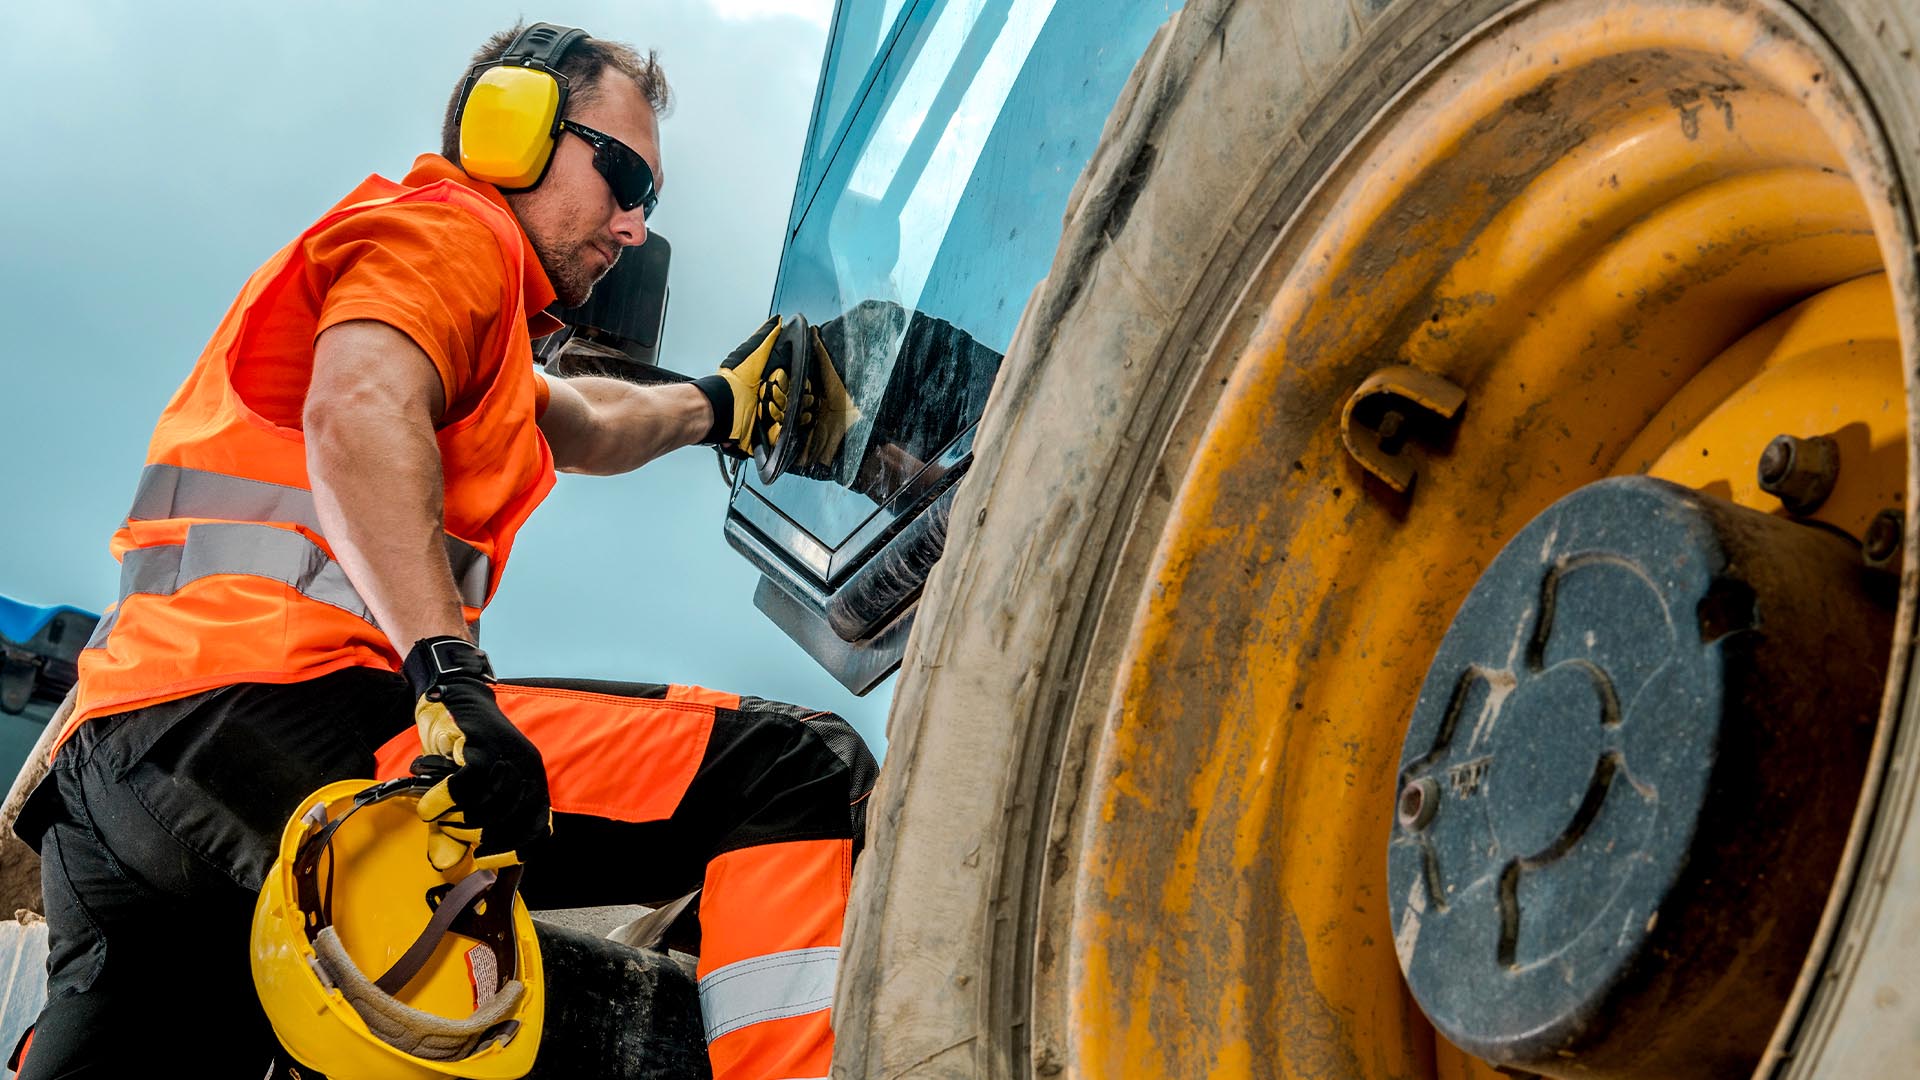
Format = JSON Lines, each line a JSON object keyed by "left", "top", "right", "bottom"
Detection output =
{"left": 759, "top": 0, "right": 1183, "bottom": 548}
{"left": 808, "top": 0, "right": 916, "bottom": 182}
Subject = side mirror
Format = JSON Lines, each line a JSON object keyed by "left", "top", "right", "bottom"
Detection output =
{"left": 543, "top": 232, "right": 676, "bottom": 381}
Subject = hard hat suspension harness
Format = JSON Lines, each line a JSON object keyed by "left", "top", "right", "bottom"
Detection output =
{"left": 294, "top": 777, "right": 529, "bottom": 1063}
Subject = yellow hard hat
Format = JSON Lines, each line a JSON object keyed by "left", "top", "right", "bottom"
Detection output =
{"left": 250, "top": 777, "right": 545, "bottom": 1079}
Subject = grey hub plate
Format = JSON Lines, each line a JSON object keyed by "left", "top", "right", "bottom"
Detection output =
{"left": 1388, "top": 475, "right": 1889, "bottom": 1077}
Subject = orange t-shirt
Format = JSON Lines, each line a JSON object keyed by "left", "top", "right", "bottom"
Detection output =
{"left": 228, "top": 154, "right": 560, "bottom": 426}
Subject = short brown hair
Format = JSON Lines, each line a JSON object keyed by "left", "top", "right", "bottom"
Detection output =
{"left": 441, "top": 24, "right": 672, "bottom": 162}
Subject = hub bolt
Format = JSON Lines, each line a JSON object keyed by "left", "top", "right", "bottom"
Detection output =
{"left": 1377, "top": 409, "right": 1409, "bottom": 456}
{"left": 1864, "top": 508, "right": 1904, "bottom": 568}
{"left": 1756, "top": 433, "right": 1839, "bottom": 515}
{"left": 1397, "top": 776, "right": 1439, "bottom": 831}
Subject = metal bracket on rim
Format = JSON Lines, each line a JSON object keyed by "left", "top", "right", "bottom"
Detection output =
{"left": 1340, "top": 365, "right": 1467, "bottom": 497}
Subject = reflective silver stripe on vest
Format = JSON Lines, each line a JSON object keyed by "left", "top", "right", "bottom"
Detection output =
{"left": 86, "top": 522, "right": 378, "bottom": 647}
{"left": 130, "top": 463, "right": 325, "bottom": 533}
{"left": 696, "top": 946, "right": 838, "bottom": 1043}
{"left": 124, "top": 463, "right": 492, "bottom": 608}
{"left": 446, "top": 541, "right": 490, "bottom": 611}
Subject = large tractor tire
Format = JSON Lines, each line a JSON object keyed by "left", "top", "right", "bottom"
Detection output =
{"left": 835, "top": 1, "right": 1920, "bottom": 1078}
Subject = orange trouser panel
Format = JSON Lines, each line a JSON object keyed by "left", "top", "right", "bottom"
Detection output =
{"left": 373, "top": 680, "right": 859, "bottom": 1079}
{"left": 373, "top": 683, "right": 715, "bottom": 821}
{"left": 668, "top": 684, "right": 742, "bottom": 709}
{"left": 712, "top": 1013, "right": 832, "bottom": 1080}
{"left": 698, "top": 838, "right": 849, "bottom": 1080}
{"left": 10, "top": 1026, "right": 32, "bottom": 1072}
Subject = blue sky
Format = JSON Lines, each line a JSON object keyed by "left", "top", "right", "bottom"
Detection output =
{"left": 0, "top": 1, "right": 895, "bottom": 753}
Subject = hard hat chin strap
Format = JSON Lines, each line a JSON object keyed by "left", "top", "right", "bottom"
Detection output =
{"left": 372, "top": 866, "right": 510, "bottom": 994}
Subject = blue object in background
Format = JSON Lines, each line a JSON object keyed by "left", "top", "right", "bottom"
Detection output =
{"left": 0, "top": 596, "right": 100, "bottom": 780}
{"left": 0, "top": 598, "right": 95, "bottom": 655}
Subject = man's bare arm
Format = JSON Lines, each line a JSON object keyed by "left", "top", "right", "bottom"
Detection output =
{"left": 306, "top": 320, "right": 471, "bottom": 651}
{"left": 537, "top": 373, "right": 711, "bottom": 475}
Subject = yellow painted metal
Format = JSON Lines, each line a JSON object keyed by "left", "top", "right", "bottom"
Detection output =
{"left": 1624, "top": 272, "right": 1904, "bottom": 534}
{"left": 1058, "top": 1, "right": 1904, "bottom": 1077}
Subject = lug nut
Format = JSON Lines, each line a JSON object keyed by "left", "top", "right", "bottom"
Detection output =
{"left": 1397, "top": 776, "right": 1439, "bottom": 831}
{"left": 1864, "top": 508, "right": 1904, "bottom": 568}
{"left": 1756, "top": 433, "right": 1839, "bottom": 515}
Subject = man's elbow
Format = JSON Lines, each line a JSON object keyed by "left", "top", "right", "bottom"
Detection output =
{"left": 305, "top": 385, "right": 436, "bottom": 489}
{"left": 542, "top": 393, "right": 626, "bottom": 475}
{"left": 304, "top": 385, "right": 377, "bottom": 466}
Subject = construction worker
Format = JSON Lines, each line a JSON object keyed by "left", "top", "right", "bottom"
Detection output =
{"left": 11, "top": 21, "right": 873, "bottom": 1080}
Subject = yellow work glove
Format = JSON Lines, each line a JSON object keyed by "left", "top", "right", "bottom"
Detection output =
{"left": 696, "top": 315, "right": 794, "bottom": 459}
{"left": 798, "top": 325, "right": 859, "bottom": 469}
{"left": 402, "top": 637, "right": 551, "bottom": 871}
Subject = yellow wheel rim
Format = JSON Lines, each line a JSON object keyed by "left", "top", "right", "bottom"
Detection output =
{"left": 1055, "top": 2, "right": 1913, "bottom": 1076}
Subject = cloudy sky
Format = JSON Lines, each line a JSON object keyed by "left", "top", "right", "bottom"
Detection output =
{"left": 0, "top": 0, "right": 897, "bottom": 752}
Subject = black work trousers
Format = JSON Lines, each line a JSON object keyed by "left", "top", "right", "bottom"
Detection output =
{"left": 14, "top": 667, "right": 875, "bottom": 1079}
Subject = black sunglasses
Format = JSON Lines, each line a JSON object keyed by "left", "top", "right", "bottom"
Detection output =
{"left": 561, "top": 121, "right": 659, "bottom": 218}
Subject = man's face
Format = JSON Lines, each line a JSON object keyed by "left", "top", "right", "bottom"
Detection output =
{"left": 506, "top": 71, "right": 662, "bottom": 308}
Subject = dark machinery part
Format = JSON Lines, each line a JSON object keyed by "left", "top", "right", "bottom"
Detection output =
{"left": 1755, "top": 432, "right": 1839, "bottom": 514}
{"left": 752, "top": 576, "right": 914, "bottom": 697}
{"left": 826, "top": 481, "right": 957, "bottom": 642}
{"left": 543, "top": 233, "right": 674, "bottom": 378}
{"left": 1864, "top": 507, "right": 1904, "bottom": 568}
{"left": 1387, "top": 476, "right": 1890, "bottom": 1078}
{"left": 0, "top": 609, "right": 97, "bottom": 718}
{"left": 525, "top": 919, "right": 711, "bottom": 1080}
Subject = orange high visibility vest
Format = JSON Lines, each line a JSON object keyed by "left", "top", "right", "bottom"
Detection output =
{"left": 65, "top": 175, "right": 556, "bottom": 748}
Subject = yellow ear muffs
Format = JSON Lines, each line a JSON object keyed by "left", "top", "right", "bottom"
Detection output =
{"left": 456, "top": 23, "right": 587, "bottom": 191}
{"left": 460, "top": 65, "right": 566, "bottom": 188}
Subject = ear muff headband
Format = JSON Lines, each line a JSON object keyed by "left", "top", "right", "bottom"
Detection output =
{"left": 458, "top": 23, "right": 589, "bottom": 191}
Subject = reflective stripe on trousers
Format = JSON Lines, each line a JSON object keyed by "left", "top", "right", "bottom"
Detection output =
{"left": 698, "top": 839, "right": 848, "bottom": 1080}
{"left": 698, "top": 947, "right": 838, "bottom": 1043}
{"left": 90, "top": 463, "right": 494, "bottom": 644}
